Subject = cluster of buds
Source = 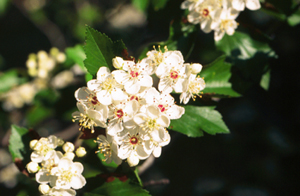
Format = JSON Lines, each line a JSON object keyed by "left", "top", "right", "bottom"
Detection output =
{"left": 26, "top": 136, "right": 86, "bottom": 196}
{"left": 181, "top": 0, "right": 261, "bottom": 41}
{"left": 72, "top": 47, "right": 205, "bottom": 167}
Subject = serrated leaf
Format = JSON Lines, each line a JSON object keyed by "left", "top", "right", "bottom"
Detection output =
{"left": 84, "top": 26, "right": 127, "bottom": 76}
{"left": 66, "top": 44, "right": 86, "bottom": 70}
{"left": 201, "top": 56, "right": 241, "bottom": 97}
{"left": 91, "top": 178, "right": 150, "bottom": 196}
{"left": 0, "top": 69, "right": 20, "bottom": 93}
{"left": 170, "top": 105, "right": 229, "bottom": 137}
{"left": 216, "top": 31, "right": 275, "bottom": 59}
{"left": 9, "top": 125, "right": 32, "bottom": 165}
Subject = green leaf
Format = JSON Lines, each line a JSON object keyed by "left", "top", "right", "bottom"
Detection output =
{"left": 84, "top": 193, "right": 105, "bottom": 196}
{"left": 216, "top": 31, "right": 275, "bottom": 60}
{"left": 0, "top": 70, "right": 20, "bottom": 93}
{"left": 170, "top": 105, "right": 230, "bottom": 137}
{"left": 84, "top": 26, "right": 127, "bottom": 76}
{"left": 66, "top": 44, "right": 86, "bottom": 70}
{"left": 9, "top": 125, "right": 31, "bottom": 163}
{"left": 201, "top": 56, "right": 241, "bottom": 97}
{"left": 260, "top": 70, "right": 271, "bottom": 90}
{"left": 26, "top": 104, "right": 53, "bottom": 126}
{"left": 151, "top": 0, "right": 169, "bottom": 10}
{"left": 97, "top": 153, "right": 118, "bottom": 168}
{"left": 288, "top": 9, "right": 300, "bottom": 26}
{"left": 132, "top": 0, "right": 149, "bottom": 12}
{"left": 0, "top": 0, "right": 9, "bottom": 15}
{"left": 91, "top": 178, "right": 150, "bottom": 196}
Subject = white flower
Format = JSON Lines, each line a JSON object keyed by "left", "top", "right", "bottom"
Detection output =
{"left": 30, "top": 135, "right": 60, "bottom": 163}
{"left": 155, "top": 51, "right": 188, "bottom": 93}
{"left": 72, "top": 102, "right": 107, "bottom": 133}
{"left": 187, "top": 63, "right": 203, "bottom": 75}
{"left": 180, "top": 74, "right": 205, "bottom": 104}
{"left": 134, "top": 105, "right": 170, "bottom": 142}
{"left": 95, "top": 135, "right": 122, "bottom": 165}
{"left": 106, "top": 100, "right": 139, "bottom": 136}
{"left": 35, "top": 151, "right": 63, "bottom": 184}
{"left": 118, "top": 127, "right": 151, "bottom": 166}
{"left": 87, "top": 67, "right": 127, "bottom": 105}
{"left": 232, "top": 0, "right": 261, "bottom": 11}
{"left": 112, "top": 58, "right": 153, "bottom": 95}
{"left": 181, "top": 0, "right": 204, "bottom": 11}
{"left": 50, "top": 158, "right": 86, "bottom": 190}
{"left": 64, "top": 152, "right": 75, "bottom": 160}
{"left": 75, "top": 86, "right": 108, "bottom": 111}
{"left": 186, "top": 0, "right": 222, "bottom": 33}
{"left": 214, "top": 7, "right": 239, "bottom": 41}
{"left": 112, "top": 56, "right": 134, "bottom": 69}
{"left": 145, "top": 89, "right": 185, "bottom": 120}
{"left": 145, "top": 130, "right": 171, "bottom": 158}
{"left": 44, "top": 188, "right": 76, "bottom": 196}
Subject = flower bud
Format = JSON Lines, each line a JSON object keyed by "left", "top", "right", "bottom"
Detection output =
{"left": 127, "top": 154, "right": 139, "bottom": 167}
{"left": 112, "top": 57, "right": 124, "bottom": 69}
{"left": 57, "top": 138, "right": 64, "bottom": 146}
{"left": 56, "top": 53, "right": 66, "bottom": 63}
{"left": 189, "top": 63, "right": 202, "bottom": 75}
{"left": 26, "top": 162, "right": 39, "bottom": 173}
{"left": 75, "top": 147, "right": 87, "bottom": 157}
{"left": 29, "top": 140, "right": 38, "bottom": 150}
{"left": 63, "top": 142, "right": 75, "bottom": 152}
{"left": 64, "top": 152, "right": 75, "bottom": 160}
{"left": 38, "top": 184, "right": 50, "bottom": 194}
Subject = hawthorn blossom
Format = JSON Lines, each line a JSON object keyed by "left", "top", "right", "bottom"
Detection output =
{"left": 145, "top": 130, "right": 171, "bottom": 158}
{"left": 112, "top": 58, "right": 153, "bottom": 95}
{"left": 232, "top": 0, "right": 261, "bottom": 11}
{"left": 214, "top": 7, "right": 239, "bottom": 41}
{"left": 50, "top": 158, "right": 86, "bottom": 190}
{"left": 95, "top": 135, "right": 122, "bottom": 165}
{"left": 43, "top": 188, "right": 76, "bottom": 196}
{"left": 72, "top": 102, "right": 107, "bottom": 133}
{"left": 118, "top": 127, "right": 151, "bottom": 166}
{"left": 180, "top": 74, "right": 206, "bottom": 104}
{"left": 87, "top": 67, "right": 127, "bottom": 105}
{"left": 75, "top": 87, "right": 104, "bottom": 110}
{"left": 134, "top": 105, "right": 170, "bottom": 143}
{"left": 106, "top": 100, "right": 139, "bottom": 136}
{"left": 30, "top": 135, "right": 60, "bottom": 163}
{"left": 181, "top": 0, "right": 204, "bottom": 11}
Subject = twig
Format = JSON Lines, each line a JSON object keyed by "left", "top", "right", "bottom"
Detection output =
{"left": 137, "top": 155, "right": 155, "bottom": 175}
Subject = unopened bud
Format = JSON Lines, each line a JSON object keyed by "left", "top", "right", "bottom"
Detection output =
{"left": 127, "top": 153, "right": 139, "bottom": 167}
{"left": 64, "top": 152, "right": 75, "bottom": 160}
{"left": 56, "top": 53, "right": 66, "bottom": 63}
{"left": 26, "top": 161, "right": 39, "bottom": 173}
{"left": 29, "top": 140, "right": 38, "bottom": 149}
{"left": 63, "top": 142, "right": 75, "bottom": 152}
{"left": 57, "top": 138, "right": 64, "bottom": 146}
{"left": 112, "top": 56, "right": 124, "bottom": 69}
{"left": 38, "top": 184, "right": 50, "bottom": 194}
{"left": 75, "top": 147, "right": 86, "bottom": 157}
{"left": 189, "top": 63, "right": 202, "bottom": 74}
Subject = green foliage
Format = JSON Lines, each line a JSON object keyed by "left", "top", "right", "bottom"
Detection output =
{"left": 84, "top": 26, "right": 127, "bottom": 76}
{"left": 260, "top": 70, "right": 271, "bottom": 90}
{"left": 201, "top": 56, "right": 241, "bottom": 97}
{"left": 151, "top": 0, "right": 170, "bottom": 10}
{"left": 288, "top": 9, "right": 300, "bottom": 26}
{"left": 0, "top": 0, "right": 9, "bottom": 16}
{"left": 215, "top": 31, "right": 275, "bottom": 60}
{"left": 9, "top": 125, "right": 31, "bottom": 163}
{"left": 66, "top": 44, "right": 86, "bottom": 70}
{"left": 170, "top": 105, "right": 230, "bottom": 137}
{"left": 0, "top": 70, "right": 21, "bottom": 93}
{"left": 132, "top": 0, "right": 149, "bottom": 12}
{"left": 88, "top": 178, "right": 150, "bottom": 196}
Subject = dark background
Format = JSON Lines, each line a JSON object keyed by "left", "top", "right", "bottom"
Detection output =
{"left": 0, "top": 0, "right": 299, "bottom": 195}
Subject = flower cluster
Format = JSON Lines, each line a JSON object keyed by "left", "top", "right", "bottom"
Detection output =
{"left": 26, "top": 135, "right": 86, "bottom": 196}
{"left": 181, "top": 0, "right": 261, "bottom": 41}
{"left": 73, "top": 48, "right": 205, "bottom": 167}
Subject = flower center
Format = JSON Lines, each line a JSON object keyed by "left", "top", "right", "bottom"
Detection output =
{"left": 130, "top": 136, "right": 138, "bottom": 145}
{"left": 115, "top": 109, "right": 124, "bottom": 119}
{"left": 170, "top": 71, "right": 179, "bottom": 79}
{"left": 90, "top": 96, "right": 99, "bottom": 105}
{"left": 102, "top": 77, "right": 115, "bottom": 92}
{"left": 158, "top": 104, "right": 166, "bottom": 112}
{"left": 59, "top": 169, "right": 75, "bottom": 184}
{"left": 130, "top": 70, "right": 139, "bottom": 78}
{"left": 73, "top": 113, "right": 97, "bottom": 133}
{"left": 202, "top": 8, "right": 209, "bottom": 17}
{"left": 130, "top": 95, "right": 139, "bottom": 101}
